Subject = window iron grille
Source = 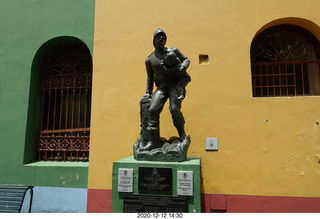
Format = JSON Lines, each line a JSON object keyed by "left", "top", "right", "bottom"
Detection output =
{"left": 251, "top": 24, "right": 320, "bottom": 97}
{"left": 35, "top": 43, "right": 92, "bottom": 162}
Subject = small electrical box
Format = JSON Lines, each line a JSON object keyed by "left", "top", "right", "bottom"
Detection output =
{"left": 206, "top": 137, "right": 218, "bottom": 151}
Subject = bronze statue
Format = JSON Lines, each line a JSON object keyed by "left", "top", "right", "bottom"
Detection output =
{"left": 134, "top": 29, "right": 191, "bottom": 162}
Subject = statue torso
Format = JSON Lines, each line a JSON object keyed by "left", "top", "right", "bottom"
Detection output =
{"left": 147, "top": 47, "right": 178, "bottom": 88}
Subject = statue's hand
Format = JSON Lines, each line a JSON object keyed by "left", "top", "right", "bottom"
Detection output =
{"left": 179, "top": 65, "right": 186, "bottom": 72}
{"left": 143, "top": 93, "right": 151, "bottom": 98}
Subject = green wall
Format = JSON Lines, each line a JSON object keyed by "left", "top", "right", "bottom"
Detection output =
{"left": 0, "top": 0, "right": 95, "bottom": 188}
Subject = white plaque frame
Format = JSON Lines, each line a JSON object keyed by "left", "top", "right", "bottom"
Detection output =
{"left": 118, "top": 168, "right": 133, "bottom": 193}
{"left": 177, "top": 171, "right": 193, "bottom": 196}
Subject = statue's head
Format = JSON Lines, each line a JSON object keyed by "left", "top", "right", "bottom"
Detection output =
{"left": 153, "top": 28, "right": 167, "bottom": 49}
{"left": 165, "top": 51, "right": 178, "bottom": 67}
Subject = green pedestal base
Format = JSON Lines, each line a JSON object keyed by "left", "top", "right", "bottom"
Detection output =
{"left": 111, "top": 156, "right": 201, "bottom": 213}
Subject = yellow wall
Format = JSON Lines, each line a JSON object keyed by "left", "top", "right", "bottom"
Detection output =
{"left": 88, "top": 0, "right": 320, "bottom": 198}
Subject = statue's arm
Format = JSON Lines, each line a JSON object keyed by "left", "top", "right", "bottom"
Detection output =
{"left": 174, "top": 48, "right": 190, "bottom": 71}
{"left": 145, "top": 58, "right": 154, "bottom": 95}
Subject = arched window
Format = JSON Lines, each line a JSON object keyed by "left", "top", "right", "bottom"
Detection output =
{"left": 35, "top": 42, "right": 92, "bottom": 162}
{"left": 251, "top": 24, "right": 320, "bottom": 97}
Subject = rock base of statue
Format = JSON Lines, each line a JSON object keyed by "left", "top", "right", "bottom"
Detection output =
{"left": 134, "top": 94, "right": 191, "bottom": 162}
{"left": 133, "top": 135, "right": 190, "bottom": 162}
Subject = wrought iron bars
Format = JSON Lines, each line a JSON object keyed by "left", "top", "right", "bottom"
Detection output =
{"left": 251, "top": 24, "right": 320, "bottom": 97}
{"left": 39, "top": 74, "right": 92, "bottom": 131}
{"left": 35, "top": 43, "right": 92, "bottom": 161}
{"left": 252, "top": 61, "right": 320, "bottom": 97}
{"left": 35, "top": 129, "right": 90, "bottom": 162}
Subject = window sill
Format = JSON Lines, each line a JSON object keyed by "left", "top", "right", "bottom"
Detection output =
{"left": 24, "top": 161, "right": 89, "bottom": 168}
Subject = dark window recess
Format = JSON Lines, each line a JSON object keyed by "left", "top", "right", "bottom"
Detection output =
{"left": 199, "top": 54, "right": 209, "bottom": 64}
{"left": 251, "top": 24, "right": 320, "bottom": 97}
{"left": 35, "top": 42, "right": 92, "bottom": 162}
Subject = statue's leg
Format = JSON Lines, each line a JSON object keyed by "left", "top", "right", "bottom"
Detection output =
{"left": 149, "top": 89, "right": 167, "bottom": 129}
{"left": 169, "top": 86, "right": 186, "bottom": 139}
{"left": 141, "top": 89, "right": 168, "bottom": 150}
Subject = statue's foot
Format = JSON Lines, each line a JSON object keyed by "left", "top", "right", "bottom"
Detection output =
{"left": 140, "top": 141, "right": 159, "bottom": 151}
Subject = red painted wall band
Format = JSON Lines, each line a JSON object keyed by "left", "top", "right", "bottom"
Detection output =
{"left": 87, "top": 189, "right": 320, "bottom": 213}
{"left": 87, "top": 189, "right": 112, "bottom": 213}
{"left": 205, "top": 193, "right": 320, "bottom": 213}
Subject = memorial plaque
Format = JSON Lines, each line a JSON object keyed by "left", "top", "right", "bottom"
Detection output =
{"left": 177, "top": 171, "right": 193, "bottom": 196}
{"left": 118, "top": 168, "right": 133, "bottom": 193}
{"left": 123, "top": 194, "right": 188, "bottom": 213}
{"left": 138, "top": 167, "right": 172, "bottom": 191}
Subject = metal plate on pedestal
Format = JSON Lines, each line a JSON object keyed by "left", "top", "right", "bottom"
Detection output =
{"left": 123, "top": 194, "right": 188, "bottom": 213}
{"left": 118, "top": 168, "right": 133, "bottom": 193}
{"left": 138, "top": 167, "right": 172, "bottom": 191}
{"left": 177, "top": 171, "right": 193, "bottom": 196}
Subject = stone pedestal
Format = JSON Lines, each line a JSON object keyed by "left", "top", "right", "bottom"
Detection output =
{"left": 111, "top": 156, "right": 201, "bottom": 213}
